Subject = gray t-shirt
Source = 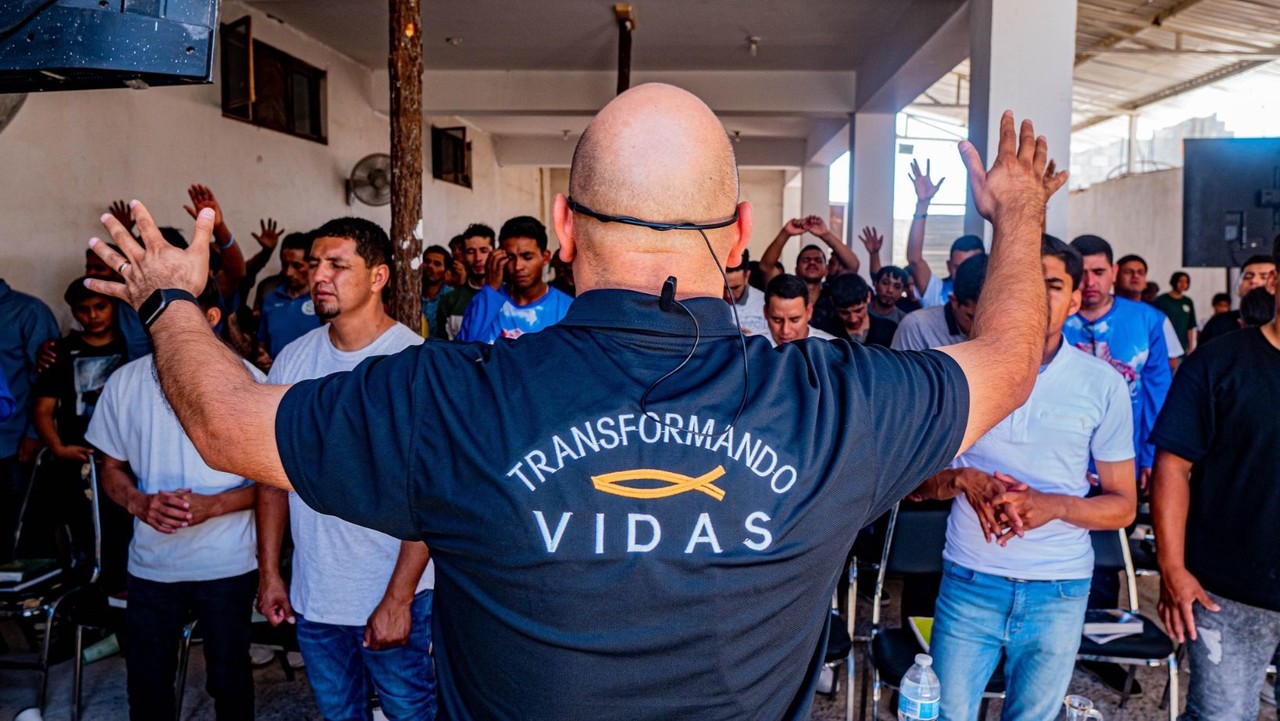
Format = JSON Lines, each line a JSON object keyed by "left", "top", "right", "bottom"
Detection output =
{"left": 891, "top": 305, "right": 967, "bottom": 350}
{"left": 267, "top": 322, "right": 432, "bottom": 625}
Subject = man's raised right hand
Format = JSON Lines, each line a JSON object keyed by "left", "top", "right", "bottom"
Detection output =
{"left": 86, "top": 201, "right": 215, "bottom": 311}
{"left": 958, "top": 111, "right": 1066, "bottom": 223}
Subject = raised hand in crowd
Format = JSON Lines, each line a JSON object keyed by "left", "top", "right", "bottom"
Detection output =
{"left": 782, "top": 217, "right": 806, "bottom": 236}
{"left": 484, "top": 248, "right": 510, "bottom": 290}
{"left": 252, "top": 218, "right": 285, "bottom": 252}
{"left": 804, "top": 215, "right": 860, "bottom": 275}
{"left": 183, "top": 183, "right": 225, "bottom": 230}
{"left": 909, "top": 158, "right": 945, "bottom": 204}
{"left": 859, "top": 225, "right": 884, "bottom": 275}
{"left": 108, "top": 199, "right": 136, "bottom": 234}
{"left": 905, "top": 159, "right": 944, "bottom": 295}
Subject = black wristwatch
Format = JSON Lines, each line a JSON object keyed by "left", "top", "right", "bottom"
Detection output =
{"left": 139, "top": 288, "right": 199, "bottom": 329}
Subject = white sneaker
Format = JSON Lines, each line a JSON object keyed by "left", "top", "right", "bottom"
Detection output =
{"left": 287, "top": 651, "right": 306, "bottom": 669}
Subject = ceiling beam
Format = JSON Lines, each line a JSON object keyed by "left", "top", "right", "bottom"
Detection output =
{"left": 1087, "top": 48, "right": 1280, "bottom": 58}
{"left": 372, "top": 69, "right": 858, "bottom": 117}
{"left": 492, "top": 134, "right": 805, "bottom": 168}
{"left": 1075, "top": 0, "right": 1207, "bottom": 66}
{"left": 1071, "top": 58, "right": 1272, "bottom": 132}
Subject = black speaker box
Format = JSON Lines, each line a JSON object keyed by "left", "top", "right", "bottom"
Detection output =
{"left": 0, "top": 0, "right": 218, "bottom": 93}
{"left": 1183, "top": 138, "right": 1280, "bottom": 268}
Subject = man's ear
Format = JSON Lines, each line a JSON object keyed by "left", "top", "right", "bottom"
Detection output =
{"left": 370, "top": 264, "right": 391, "bottom": 294}
{"left": 1069, "top": 288, "right": 1083, "bottom": 316}
{"left": 204, "top": 306, "right": 222, "bottom": 330}
{"left": 724, "top": 200, "right": 753, "bottom": 269}
{"left": 553, "top": 194, "right": 576, "bottom": 262}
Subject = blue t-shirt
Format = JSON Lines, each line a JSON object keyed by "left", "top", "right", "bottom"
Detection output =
{"left": 274, "top": 289, "right": 969, "bottom": 720}
{"left": 258, "top": 286, "right": 320, "bottom": 358}
{"left": 0, "top": 280, "right": 60, "bottom": 456}
{"left": 1063, "top": 296, "right": 1171, "bottom": 469}
{"left": 421, "top": 285, "right": 454, "bottom": 339}
{"left": 456, "top": 285, "right": 573, "bottom": 344}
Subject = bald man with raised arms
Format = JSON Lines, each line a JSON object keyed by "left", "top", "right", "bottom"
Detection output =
{"left": 86, "top": 85, "right": 1063, "bottom": 719}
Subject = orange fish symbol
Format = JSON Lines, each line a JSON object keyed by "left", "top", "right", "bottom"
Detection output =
{"left": 591, "top": 466, "right": 727, "bottom": 501}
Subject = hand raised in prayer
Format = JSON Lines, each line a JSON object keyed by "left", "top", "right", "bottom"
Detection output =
{"left": 183, "top": 183, "right": 224, "bottom": 230}
{"left": 85, "top": 201, "right": 215, "bottom": 310}
{"left": 108, "top": 200, "right": 136, "bottom": 233}
{"left": 782, "top": 218, "right": 806, "bottom": 236}
{"left": 803, "top": 215, "right": 830, "bottom": 238}
{"left": 958, "top": 111, "right": 1060, "bottom": 222}
{"left": 858, "top": 226, "right": 884, "bottom": 256}
{"left": 908, "top": 159, "right": 945, "bottom": 204}
{"left": 364, "top": 595, "right": 412, "bottom": 650}
{"left": 252, "top": 218, "right": 284, "bottom": 251}
{"left": 1042, "top": 159, "right": 1069, "bottom": 202}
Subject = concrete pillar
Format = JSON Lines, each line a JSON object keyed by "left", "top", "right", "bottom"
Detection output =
{"left": 965, "top": 0, "right": 1076, "bottom": 240}
{"left": 801, "top": 163, "right": 830, "bottom": 222}
{"left": 849, "top": 112, "right": 897, "bottom": 267}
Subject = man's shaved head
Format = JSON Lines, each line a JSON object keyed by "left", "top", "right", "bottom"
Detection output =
{"left": 569, "top": 85, "right": 739, "bottom": 243}
{"left": 554, "top": 84, "right": 753, "bottom": 299}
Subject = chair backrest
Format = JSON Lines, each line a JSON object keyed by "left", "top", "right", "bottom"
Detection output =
{"left": 882, "top": 504, "right": 950, "bottom": 576}
{"left": 1091, "top": 528, "right": 1139, "bottom": 612}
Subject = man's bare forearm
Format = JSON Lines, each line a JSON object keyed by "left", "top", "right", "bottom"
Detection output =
{"left": 910, "top": 468, "right": 966, "bottom": 501}
{"left": 383, "top": 541, "right": 430, "bottom": 604}
{"left": 256, "top": 486, "right": 290, "bottom": 581}
{"left": 1151, "top": 450, "right": 1193, "bottom": 574}
{"left": 211, "top": 485, "right": 256, "bottom": 517}
{"left": 819, "top": 232, "right": 860, "bottom": 275}
{"left": 149, "top": 302, "right": 291, "bottom": 489}
{"left": 906, "top": 200, "right": 932, "bottom": 294}
{"left": 1046, "top": 492, "right": 1135, "bottom": 531}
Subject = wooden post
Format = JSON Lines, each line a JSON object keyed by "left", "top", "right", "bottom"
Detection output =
{"left": 389, "top": 0, "right": 424, "bottom": 333}
{"left": 614, "top": 4, "right": 635, "bottom": 94}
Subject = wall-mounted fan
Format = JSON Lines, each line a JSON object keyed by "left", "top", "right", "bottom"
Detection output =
{"left": 346, "top": 153, "right": 392, "bottom": 206}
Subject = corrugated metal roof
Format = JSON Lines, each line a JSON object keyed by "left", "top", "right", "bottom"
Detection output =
{"left": 910, "top": 0, "right": 1280, "bottom": 130}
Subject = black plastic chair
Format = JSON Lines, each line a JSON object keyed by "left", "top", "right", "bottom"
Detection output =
{"left": 1076, "top": 529, "right": 1178, "bottom": 720}
{"left": 863, "top": 503, "right": 1005, "bottom": 721}
{"left": 0, "top": 450, "right": 83, "bottom": 717}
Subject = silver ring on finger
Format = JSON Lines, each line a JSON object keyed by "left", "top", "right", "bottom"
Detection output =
{"left": 117, "top": 261, "right": 131, "bottom": 274}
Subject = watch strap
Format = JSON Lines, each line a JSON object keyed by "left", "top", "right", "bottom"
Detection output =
{"left": 140, "top": 288, "right": 199, "bottom": 329}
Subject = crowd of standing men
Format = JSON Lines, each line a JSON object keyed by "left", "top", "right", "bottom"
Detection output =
{"left": 2, "top": 98, "right": 1280, "bottom": 718}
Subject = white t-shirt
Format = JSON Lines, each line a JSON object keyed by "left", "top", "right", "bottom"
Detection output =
{"left": 920, "top": 274, "right": 947, "bottom": 308}
{"left": 1162, "top": 317, "right": 1185, "bottom": 359}
{"left": 733, "top": 286, "right": 769, "bottom": 337}
{"left": 943, "top": 342, "right": 1134, "bottom": 581}
{"left": 268, "top": 322, "right": 433, "bottom": 625}
{"left": 85, "top": 356, "right": 263, "bottom": 583}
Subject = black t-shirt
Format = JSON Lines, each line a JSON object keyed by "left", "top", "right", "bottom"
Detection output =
{"left": 1198, "top": 310, "right": 1241, "bottom": 346}
{"left": 1150, "top": 327, "right": 1280, "bottom": 612}
{"left": 816, "top": 313, "right": 898, "bottom": 348}
{"left": 275, "top": 290, "right": 969, "bottom": 720}
{"left": 33, "top": 334, "right": 127, "bottom": 447}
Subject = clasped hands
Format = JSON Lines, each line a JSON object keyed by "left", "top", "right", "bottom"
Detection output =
{"left": 914, "top": 468, "right": 1054, "bottom": 546}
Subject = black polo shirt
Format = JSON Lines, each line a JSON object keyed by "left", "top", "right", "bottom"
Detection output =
{"left": 276, "top": 289, "right": 969, "bottom": 720}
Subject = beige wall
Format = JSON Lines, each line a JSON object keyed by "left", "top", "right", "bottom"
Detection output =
{"left": 0, "top": 2, "right": 541, "bottom": 314}
{"left": 1069, "top": 168, "right": 1225, "bottom": 325}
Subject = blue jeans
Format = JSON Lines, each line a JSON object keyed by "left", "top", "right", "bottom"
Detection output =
{"left": 296, "top": 590, "right": 436, "bottom": 721}
{"left": 1183, "top": 590, "right": 1280, "bottom": 720}
{"left": 931, "top": 561, "right": 1090, "bottom": 721}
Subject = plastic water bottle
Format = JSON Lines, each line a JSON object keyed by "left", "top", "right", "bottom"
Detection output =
{"left": 898, "top": 653, "right": 941, "bottom": 720}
